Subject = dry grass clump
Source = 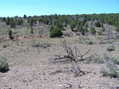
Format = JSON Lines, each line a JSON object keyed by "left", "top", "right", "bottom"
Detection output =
{"left": 32, "top": 40, "right": 51, "bottom": 49}
{"left": 79, "top": 36, "right": 95, "bottom": 45}
{"left": 84, "top": 54, "right": 103, "bottom": 64}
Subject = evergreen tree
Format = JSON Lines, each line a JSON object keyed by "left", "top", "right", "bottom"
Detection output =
{"left": 50, "top": 26, "right": 63, "bottom": 37}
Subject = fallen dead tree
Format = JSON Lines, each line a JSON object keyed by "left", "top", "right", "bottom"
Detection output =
{"left": 50, "top": 39, "right": 91, "bottom": 77}
{"left": 62, "top": 39, "right": 91, "bottom": 62}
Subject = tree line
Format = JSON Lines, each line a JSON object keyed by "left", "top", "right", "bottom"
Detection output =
{"left": 0, "top": 13, "right": 119, "bottom": 38}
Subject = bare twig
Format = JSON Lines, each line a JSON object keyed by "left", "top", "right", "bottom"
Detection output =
{"left": 62, "top": 39, "right": 91, "bottom": 62}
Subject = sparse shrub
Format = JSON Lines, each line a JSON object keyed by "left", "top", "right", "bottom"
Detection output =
{"left": 8, "top": 29, "right": 14, "bottom": 40}
{"left": 50, "top": 39, "right": 90, "bottom": 77}
{"left": 0, "top": 56, "right": 9, "bottom": 73}
{"left": 3, "top": 44, "right": 8, "bottom": 48}
{"left": 101, "top": 61, "right": 119, "bottom": 78}
{"left": 116, "top": 28, "right": 119, "bottom": 32}
{"left": 107, "top": 45, "right": 115, "bottom": 52}
{"left": 97, "top": 31, "right": 103, "bottom": 35}
{"left": 99, "top": 40, "right": 107, "bottom": 44}
{"left": 90, "top": 28, "right": 96, "bottom": 35}
{"left": 84, "top": 38, "right": 94, "bottom": 45}
{"left": 116, "top": 34, "right": 119, "bottom": 39}
{"left": 103, "top": 55, "right": 119, "bottom": 65}
{"left": 32, "top": 42, "right": 51, "bottom": 48}
{"left": 99, "top": 39, "right": 114, "bottom": 44}
{"left": 95, "top": 22, "right": 102, "bottom": 27}
{"left": 85, "top": 54, "right": 119, "bottom": 65}
{"left": 50, "top": 26, "right": 63, "bottom": 37}
{"left": 87, "top": 41, "right": 94, "bottom": 45}
{"left": 62, "top": 39, "right": 91, "bottom": 62}
{"left": 85, "top": 54, "right": 104, "bottom": 64}
{"left": 112, "top": 58, "right": 119, "bottom": 65}
{"left": 101, "top": 67, "right": 119, "bottom": 78}
{"left": 100, "top": 55, "right": 119, "bottom": 78}
{"left": 80, "top": 27, "right": 88, "bottom": 36}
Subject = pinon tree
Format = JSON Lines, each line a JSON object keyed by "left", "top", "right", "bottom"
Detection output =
{"left": 50, "top": 25, "right": 63, "bottom": 37}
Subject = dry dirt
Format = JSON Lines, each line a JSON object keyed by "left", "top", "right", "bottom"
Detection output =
{"left": 0, "top": 37, "right": 119, "bottom": 89}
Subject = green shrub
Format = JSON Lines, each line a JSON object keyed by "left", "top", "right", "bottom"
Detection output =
{"left": 107, "top": 45, "right": 115, "bottom": 52}
{"left": 84, "top": 38, "right": 95, "bottom": 45}
{"left": 95, "top": 22, "right": 102, "bottom": 27}
{"left": 101, "top": 62, "right": 119, "bottom": 78}
{"left": 102, "top": 68, "right": 119, "bottom": 78}
{"left": 8, "top": 30, "right": 14, "bottom": 40}
{"left": 87, "top": 41, "right": 94, "bottom": 45}
{"left": 90, "top": 28, "right": 96, "bottom": 35}
{"left": 50, "top": 26, "right": 63, "bottom": 38}
{"left": 0, "top": 56, "right": 9, "bottom": 73}
{"left": 100, "top": 55, "right": 119, "bottom": 78}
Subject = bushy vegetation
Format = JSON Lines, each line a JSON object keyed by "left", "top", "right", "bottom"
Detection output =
{"left": 49, "top": 26, "right": 63, "bottom": 37}
{"left": 0, "top": 13, "right": 119, "bottom": 38}
{"left": 1, "top": 13, "right": 119, "bottom": 30}
{"left": 90, "top": 28, "right": 96, "bottom": 35}
{"left": 96, "top": 55, "right": 119, "bottom": 78}
{"left": 8, "top": 29, "right": 14, "bottom": 40}
{"left": 101, "top": 61, "right": 119, "bottom": 78}
{"left": 0, "top": 56, "right": 9, "bottom": 73}
{"left": 107, "top": 45, "right": 115, "bottom": 52}
{"left": 95, "top": 22, "right": 102, "bottom": 27}
{"left": 32, "top": 41, "right": 51, "bottom": 48}
{"left": 2, "top": 17, "right": 23, "bottom": 28}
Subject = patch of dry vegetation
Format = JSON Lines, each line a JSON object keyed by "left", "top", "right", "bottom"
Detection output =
{"left": 50, "top": 39, "right": 92, "bottom": 77}
{"left": 0, "top": 56, "right": 9, "bottom": 73}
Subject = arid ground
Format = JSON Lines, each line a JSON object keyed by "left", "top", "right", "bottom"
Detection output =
{"left": 0, "top": 36, "right": 119, "bottom": 89}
